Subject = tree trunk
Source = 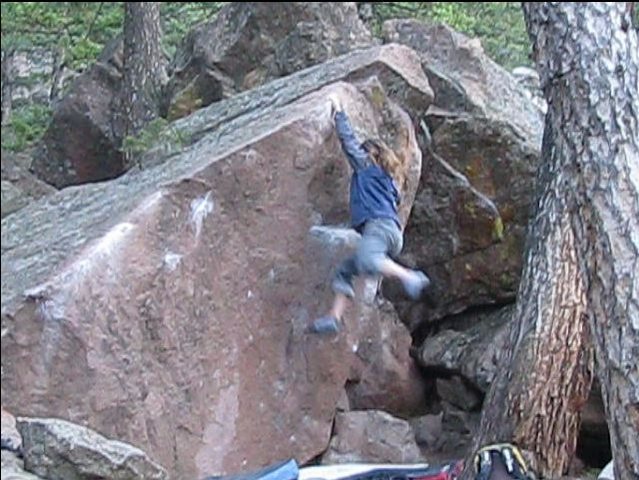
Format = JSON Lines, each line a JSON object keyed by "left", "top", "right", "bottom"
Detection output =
{"left": 522, "top": 3, "right": 639, "bottom": 479}
{"left": 466, "top": 3, "right": 638, "bottom": 479}
{"left": 49, "top": 46, "right": 66, "bottom": 103}
{"left": 357, "top": 2, "right": 375, "bottom": 27}
{"left": 466, "top": 93, "right": 594, "bottom": 478}
{"left": 114, "top": 2, "right": 167, "bottom": 162}
{"left": 1, "top": 48, "right": 15, "bottom": 125}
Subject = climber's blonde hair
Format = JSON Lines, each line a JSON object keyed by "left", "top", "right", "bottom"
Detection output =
{"left": 362, "top": 138, "right": 405, "bottom": 190}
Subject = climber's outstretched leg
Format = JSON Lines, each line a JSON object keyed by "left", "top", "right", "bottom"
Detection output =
{"left": 352, "top": 219, "right": 430, "bottom": 301}
{"left": 308, "top": 255, "right": 357, "bottom": 334}
{"left": 376, "top": 257, "right": 431, "bottom": 300}
{"left": 309, "top": 219, "right": 430, "bottom": 335}
{"left": 308, "top": 293, "right": 350, "bottom": 334}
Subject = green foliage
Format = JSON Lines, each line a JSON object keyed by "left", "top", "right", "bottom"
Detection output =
{"left": 1, "top": 104, "right": 52, "bottom": 152}
{"left": 1, "top": 2, "right": 123, "bottom": 70}
{"left": 430, "top": 3, "right": 476, "bottom": 33}
{"left": 1, "top": 2, "right": 225, "bottom": 154}
{"left": 161, "top": 3, "right": 226, "bottom": 56}
{"left": 493, "top": 216, "right": 505, "bottom": 242}
{"left": 1, "top": 1, "right": 531, "bottom": 155}
{"left": 1, "top": 3, "right": 226, "bottom": 70}
{"left": 369, "top": 2, "right": 531, "bottom": 69}
{"left": 121, "top": 117, "right": 186, "bottom": 158}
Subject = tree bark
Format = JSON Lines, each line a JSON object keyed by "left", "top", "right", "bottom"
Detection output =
{"left": 356, "top": 2, "right": 375, "bottom": 27}
{"left": 1, "top": 48, "right": 15, "bottom": 125}
{"left": 114, "top": 2, "right": 167, "bottom": 160}
{"left": 466, "top": 4, "right": 638, "bottom": 479}
{"left": 522, "top": 3, "right": 639, "bottom": 479}
{"left": 49, "top": 46, "right": 66, "bottom": 103}
{"left": 466, "top": 89, "right": 594, "bottom": 479}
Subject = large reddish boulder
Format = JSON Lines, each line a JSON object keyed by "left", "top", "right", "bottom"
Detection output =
{"left": 346, "top": 300, "right": 429, "bottom": 418}
{"left": 1, "top": 44, "right": 431, "bottom": 479}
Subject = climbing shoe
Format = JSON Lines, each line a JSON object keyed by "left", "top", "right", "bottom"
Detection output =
{"left": 308, "top": 316, "right": 340, "bottom": 334}
{"left": 402, "top": 270, "right": 431, "bottom": 300}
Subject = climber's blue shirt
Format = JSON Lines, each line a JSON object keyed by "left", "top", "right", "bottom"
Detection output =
{"left": 334, "top": 110, "right": 401, "bottom": 231}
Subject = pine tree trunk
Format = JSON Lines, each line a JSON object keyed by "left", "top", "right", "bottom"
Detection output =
{"left": 357, "top": 2, "right": 375, "bottom": 27}
{"left": 467, "top": 4, "right": 638, "bottom": 479}
{"left": 467, "top": 90, "right": 594, "bottom": 479}
{"left": 522, "top": 3, "right": 639, "bottom": 479}
{"left": 115, "top": 2, "right": 167, "bottom": 161}
{"left": 1, "top": 48, "right": 15, "bottom": 126}
{"left": 49, "top": 47, "right": 66, "bottom": 103}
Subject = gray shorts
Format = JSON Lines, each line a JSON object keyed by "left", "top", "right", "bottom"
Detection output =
{"left": 332, "top": 218, "right": 403, "bottom": 298}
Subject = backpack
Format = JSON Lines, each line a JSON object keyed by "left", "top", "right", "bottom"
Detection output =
{"left": 473, "top": 443, "right": 535, "bottom": 480}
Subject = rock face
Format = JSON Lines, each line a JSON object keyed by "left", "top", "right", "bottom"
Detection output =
{"left": 383, "top": 20, "right": 543, "bottom": 142}
{"left": 382, "top": 19, "right": 543, "bottom": 327}
{"left": 1, "top": 151, "right": 56, "bottom": 219}
{"left": 322, "top": 410, "right": 424, "bottom": 464}
{"left": 345, "top": 300, "right": 428, "bottom": 418}
{"left": 2, "top": 408, "right": 38, "bottom": 479}
{"left": 29, "top": 38, "right": 124, "bottom": 189}
{"left": 1, "top": 450, "right": 42, "bottom": 480}
{"left": 5, "top": 48, "right": 76, "bottom": 107}
{"left": 414, "top": 305, "right": 512, "bottom": 393}
{"left": 1, "top": 44, "right": 431, "bottom": 479}
{"left": 437, "top": 404, "right": 480, "bottom": 456}
{"left": 512, "top": 66, "right": 547, "bottom": 114}
{"left": 27, "top": 3, "right": 374, "bottom": 190}
{"left": 164, "top": 2, "right": 375, "bottom": 120}
{"left": 2, "top": 408, "right": 171, "bottom": 480}
{"left": 435, "top": 376, "right": 481, "bottom": 412}
{"left": 1, "top": 406, "right": 22, "bottom": 453}
{"left": 410, "top": 413, "right": 443, "bottom": 451}
{"left": 18, "top": 417, "right": 167, "bottom": 480}
{"left": 381, "top": 137, "right": 506, "bottom": 330}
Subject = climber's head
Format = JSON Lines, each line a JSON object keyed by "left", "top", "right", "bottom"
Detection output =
{"left": 362, "top": 138, "right": 404, "bottom": 189}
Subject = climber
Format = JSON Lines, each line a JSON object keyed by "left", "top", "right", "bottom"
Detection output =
{"left": 309, "top": 94, "right": 431, "bottom": 334}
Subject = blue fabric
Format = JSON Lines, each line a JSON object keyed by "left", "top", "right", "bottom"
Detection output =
{"left": 332, "top": 218, "right": 403, "bottom": 296}
{"left": 202, "top": 459, "right": 298, "bottom": 480}
{"left": 335, "top": 111, "right": 401, "bottom": 230}
{"left": 334, "top": 110, "right": 369, "bottom": 170}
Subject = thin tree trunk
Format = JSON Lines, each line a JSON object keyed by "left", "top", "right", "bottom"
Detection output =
{"left": 114, "top": 2, "right": 167, "bottom": 165}
{"left": 357, "top": 2, "right": 375, "bottom": 27}
{"left": 522, "top": 3, "right": 639, "bottom": 479}
{"left": 1, "top": 48, "right": 15, "bottom": 126}
{"left": 49, "top": 47, "right": 66, "bottom": 103}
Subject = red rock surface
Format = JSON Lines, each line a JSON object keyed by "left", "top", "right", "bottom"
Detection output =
{"left": 1, "top": 45, "right": 431, "bottom": 478}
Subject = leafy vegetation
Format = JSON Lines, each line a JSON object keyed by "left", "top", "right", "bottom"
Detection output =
{"left": 1, "top": 2, "right": 123, "bottom": 71}
{"left": 1, "top": 2, "right": 225, "bottom": 152}
{"left": 1, "top": 3, "right": 225, "bottom": 70}
{"left": 368, "top": 2, "right": 531, "bottom": 69}
{"left": 121, "top": 117, "right": 187, "bottom": 162}
{"left": 1, "top": 2, "right": 533, "bottom": 153}
{"left": 1, "top": 104, "right": 51, "bottom": 152}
